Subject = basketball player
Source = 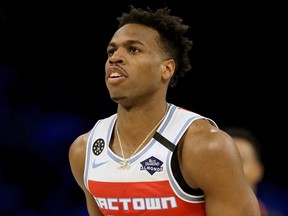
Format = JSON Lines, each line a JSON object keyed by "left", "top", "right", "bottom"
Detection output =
{"left": 69, "top": 6, "right": 261, "bottom": 215}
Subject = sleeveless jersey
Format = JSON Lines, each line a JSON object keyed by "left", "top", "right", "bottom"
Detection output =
{"left": 84, "top": 104, "right": 217, "bottom": 215}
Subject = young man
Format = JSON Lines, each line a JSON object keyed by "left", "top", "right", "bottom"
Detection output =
{"left": 69, "top": 6, "right": 261, "bottom": 215}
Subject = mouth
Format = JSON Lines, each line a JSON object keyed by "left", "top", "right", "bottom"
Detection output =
{"left": 110, "top": 72, "right": 122, "bottom": 78}
{"left": 106, "top": 66, "right": 126, "bottom": 78}
{"left": 106, "top": 66, "right": 127, "bottom": 84}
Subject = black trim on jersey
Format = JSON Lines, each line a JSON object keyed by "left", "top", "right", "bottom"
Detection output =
{"left": 171, "top": 146, "right": 204, "bottom": 195}
{"left": 154, "top": 132, "right": 204, "bottom": 196}
{"left": 153, "top": 132, "right": 175, "bottom": 152}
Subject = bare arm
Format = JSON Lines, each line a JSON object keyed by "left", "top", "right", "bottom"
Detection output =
{"left": 68, "top": 132, "right": 104, "bottom": 216}
{"left": 180, "top": 119, "right": 261, "bottom": 216}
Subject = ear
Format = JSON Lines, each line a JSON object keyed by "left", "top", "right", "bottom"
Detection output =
{"left": 161, "top": 59, "right": 175, "bottom": 81}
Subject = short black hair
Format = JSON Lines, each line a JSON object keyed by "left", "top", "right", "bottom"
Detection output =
{"left": 117, "top": 6, "right": 192, "bottom": 87}
{"left": 223, "top": 127, "right": 263, "bottom": 161}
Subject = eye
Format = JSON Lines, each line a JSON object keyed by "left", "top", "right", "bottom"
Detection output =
{"left": 107, "top": 48, "right": 116, "bottom": 56}
{"left": 129, "top": 46, "right": 140, "bottom": 54}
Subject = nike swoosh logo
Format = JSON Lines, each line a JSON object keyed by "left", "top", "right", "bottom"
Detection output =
{"left": 92, "top": 160, "right": 109, "bottom": 168}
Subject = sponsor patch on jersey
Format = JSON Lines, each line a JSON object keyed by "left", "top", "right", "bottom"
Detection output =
{"left": 140, "top": 156, "right": 163, "bottom": 175}
{"left": 92, "top": 138, "right": 105, "bottom": 155}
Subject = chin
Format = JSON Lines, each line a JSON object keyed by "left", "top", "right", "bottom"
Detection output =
{"left": 111, "top": 96, "right": 126, "bottom": 102}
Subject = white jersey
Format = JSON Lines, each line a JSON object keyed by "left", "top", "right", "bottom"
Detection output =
{"left": 84, "top": 103, "right": 217, "bottom": 215}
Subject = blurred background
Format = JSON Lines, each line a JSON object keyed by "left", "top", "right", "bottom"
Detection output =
{"left": 0, "top": 1, "right": 287, "bottom": 215}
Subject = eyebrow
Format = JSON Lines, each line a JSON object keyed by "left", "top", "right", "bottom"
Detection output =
{"left": 108, "top": 40, "right": 145, "bottom": 48}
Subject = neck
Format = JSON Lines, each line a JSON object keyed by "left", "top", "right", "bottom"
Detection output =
{"left": 117, "top": 101, "right": 168, "bottom": 130}
{"left": 115, "top": 102, "right": 169, "bottom": 150}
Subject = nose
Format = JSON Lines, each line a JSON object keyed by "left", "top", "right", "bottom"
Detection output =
{"left": 108, "top": 48, "right": 125, "bottom": 64}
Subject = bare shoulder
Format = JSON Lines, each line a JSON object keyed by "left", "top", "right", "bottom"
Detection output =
{"left": 69, "top": 131, "right": 91, "bottom": 159}
{"left": 180, "top": 118, "right": 242, "bottom": 188}
{"left": 180, "top": 118, "right": 261, "bottom": 215}
{"left": 185, "top": 118, "right": 237, "bottom": 157}
{"left": 68, "top": 131, "right": 91, "bottom": 187}
{"left": 180, "top": 118, "right": 235, "bottom": 151}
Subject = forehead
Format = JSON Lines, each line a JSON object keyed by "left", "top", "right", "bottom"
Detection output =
{"left": 110, "top": 23, "right": 160, "bottom": 46}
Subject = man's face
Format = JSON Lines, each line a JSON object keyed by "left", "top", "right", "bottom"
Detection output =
{"left": 105, "top": 23, "right": 168, "bottom": 105}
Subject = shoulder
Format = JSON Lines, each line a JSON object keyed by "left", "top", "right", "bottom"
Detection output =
{"left": 68, "top": 131, "right": 91, "bottom": 188}
{"left": 68, "top": 113, "right": 116, "bottom": 159}
{"left": 186, "top": 118, "right": 235, "bottom": 155}
{"left": 68, "top": 131, "right": 91, "bottom": 172}
{"left": 180, "top": 118, "right": 242, "bottom": 188}
{"left": 69, "top": 132, "right": 90, "bottom": 157}
{"left": 178, "top": 116, "right": 261, "bottom": 215}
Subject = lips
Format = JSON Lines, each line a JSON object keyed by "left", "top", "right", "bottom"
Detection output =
{"left": 110, "top": 72, "right": 121, "bottom": 78}
{"left": 106, "top": 66, "right": 127, "bottom": 84}
{"left": 106, "top": 66, "right": 126, "bottom": 78}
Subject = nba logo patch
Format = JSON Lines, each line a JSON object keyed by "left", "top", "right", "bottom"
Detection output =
{"left": 92, "top": 138, "right": 105, "bottom": 155}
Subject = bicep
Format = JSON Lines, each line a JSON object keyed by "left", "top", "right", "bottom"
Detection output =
{"left": 69, "top": 134, "right": 104, "bottom": 215}
{"left": 68, "top": 135, "right": 87, "bottom": 190}
{"left": 181, "top": 128, "right": 260, "bottom": 215}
